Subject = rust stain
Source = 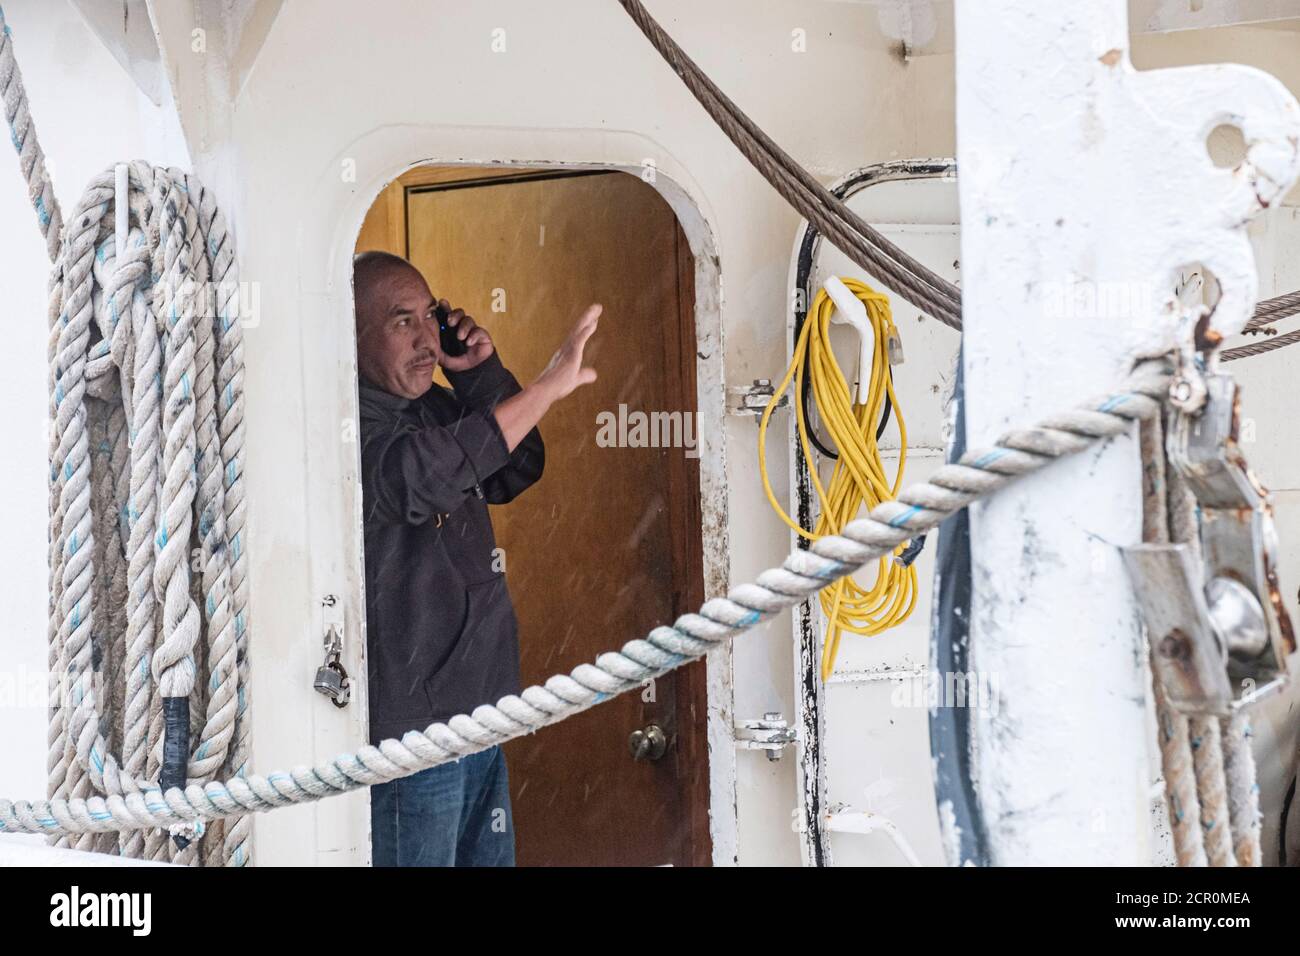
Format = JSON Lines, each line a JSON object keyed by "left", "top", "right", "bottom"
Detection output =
{"left": 1263, "top": 546, "right": 1296, "bottom": 655}
{"left": 1099, "top": 48, "right": 1123, "bottom": 67}
{"left": 1193, "top": 310, "right": 1223, "bottom": 354}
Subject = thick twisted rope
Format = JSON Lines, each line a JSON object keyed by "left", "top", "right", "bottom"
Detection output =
{"left": 0, "top": 356, "right": 1174, "bottom": 837}
{"left": 1222, "top": 710, "right": 1262, "bottom": 866}
{"left": 1168, "top": 429, "right": 1245, "bottom": 868}
{"left": 1139, "top": 416, "right": 1208, "bottom": 866}
{"left": 1189, "top": 716, "right": 1236, "bottom": 865}
{"left": 1140, "top": 409, "right": 1261, "bottom": 867}
{"left": 0, "top": 7, "right": 60, "bottom": 259}
{"left": 42, "top": 166, "right": 254, "bottom": 866}
{"left": 1, "top": 7, "right": 253, "bottom": 865}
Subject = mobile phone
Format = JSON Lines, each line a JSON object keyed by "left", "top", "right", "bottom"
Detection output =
{"left": 436, "top": 302, "right": 469, "bottom": 357}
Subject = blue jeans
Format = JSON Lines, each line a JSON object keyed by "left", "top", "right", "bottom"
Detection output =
{"left": 370, "top": 746, "right": 516, "bottom": 867}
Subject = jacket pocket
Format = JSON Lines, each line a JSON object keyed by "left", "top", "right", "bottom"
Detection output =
{"left": 371, "top": 590, "right": 469, "bottom": 726}
{"left": 423, "top": 576, "right": 520, "bottom": 720}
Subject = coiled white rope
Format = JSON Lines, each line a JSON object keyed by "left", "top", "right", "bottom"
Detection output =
{"left": 2, "top": 9, "right": 252, "bottom": 865}
{"left": 0, "top": 356, "right": 1175, "bottom": 837}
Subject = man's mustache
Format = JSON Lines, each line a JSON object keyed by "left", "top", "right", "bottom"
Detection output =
{"left": 408, "top": 352, "right": 436, "bottom": 368}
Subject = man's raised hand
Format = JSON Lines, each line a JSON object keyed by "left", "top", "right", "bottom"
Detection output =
{"left": 490, "top": 304, "right": 601, "bottom": 453}
{"left": 535, "top": 304, "right": 601, "bottom": 401}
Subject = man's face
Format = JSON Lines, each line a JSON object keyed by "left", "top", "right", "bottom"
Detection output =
{"left": 356, "top": 263, "right": 441, "bottom": 400}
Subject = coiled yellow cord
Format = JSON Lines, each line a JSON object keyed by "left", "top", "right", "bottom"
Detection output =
{"left": 758, "top": 277, "right": 918, "bottom": 679}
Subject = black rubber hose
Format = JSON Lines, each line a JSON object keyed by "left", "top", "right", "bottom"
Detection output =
{"left": 927, "top": 345, "right": 991, "bottom": 865}
{"left": 797, "top": 346, "right": 894, "bottom": 459}
{"left": 1280, "top": 773, "right": 1296, "bottom": 866}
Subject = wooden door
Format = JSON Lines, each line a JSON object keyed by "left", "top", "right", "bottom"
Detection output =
{"left": 364, "top": 168, "right": 709, "bottom": 866}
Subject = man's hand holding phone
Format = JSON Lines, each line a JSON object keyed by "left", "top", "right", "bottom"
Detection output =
{"left": 436, "top": 299, "right": 494, "bottom": 372}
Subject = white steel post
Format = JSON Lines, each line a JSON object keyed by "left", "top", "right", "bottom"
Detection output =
{"left": 954, "top": 0, "right": 1300, "bottom": 864}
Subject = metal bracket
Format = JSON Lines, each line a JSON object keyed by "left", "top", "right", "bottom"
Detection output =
{"left": 728, "top": 379, "right": 788, "bottom": 417}
{"left": 1122, "top": 372, "right": 1294, "bottom": 715}
{"left": 735, "top": 712, "right": 798, "bottom": 760}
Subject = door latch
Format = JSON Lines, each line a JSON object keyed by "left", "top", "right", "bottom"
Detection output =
{"left": 313, "top": 594, "right": 351, "bottom": 708}
{"left": 628, "top": 724, "right": 669, "bottom": 761}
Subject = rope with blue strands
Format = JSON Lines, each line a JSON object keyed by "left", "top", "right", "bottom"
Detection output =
{"left": 0, "top": 355, "right": 1175, "bottom": 837}
{"left": 0, "top": 7, "right": 58, "bottom": 259}
{"left": 1, "top": 7, "right": 253, "bottom": 865}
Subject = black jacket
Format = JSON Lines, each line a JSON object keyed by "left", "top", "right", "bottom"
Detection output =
{"left": 358, "top": 353, "right": 544, "bottom": 745}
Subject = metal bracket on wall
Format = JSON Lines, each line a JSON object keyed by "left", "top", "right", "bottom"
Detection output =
{"left": 734, "top": 713, "right": 798, "bottom": 760}
{"left": 728, "top": 379, "right": 788, "bottom": 416}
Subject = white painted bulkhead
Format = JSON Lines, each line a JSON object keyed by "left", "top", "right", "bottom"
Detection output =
{"left": 3, "top": 0, "right": 1300, "bottom": 866}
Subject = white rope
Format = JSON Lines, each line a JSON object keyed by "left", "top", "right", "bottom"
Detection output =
{"left": 1221, "top": 710, "right": 1262, "bottom": 866}
{"left": 1168, "top": 451, "right": 1248, "bottom": 867}
{"left": 1189, "top": 716, "right": 1236, "bottom": 865}
{"left": 2, "top": 8, "right": 252, "bottom": 865}
{"left": 45, "top": 165, "right": 253, "bottom": 865}
{"left": 0, "top": 8, "right": 59, "bottom": 259}
{"left": 0, "top": 356, "right": 1175, "bottom": 837}
{"left": 1139, "top": 416, "right": 1207, "bottom": 865}
{"left": 1140, "top": 410, "right": 1262, "bottom": 867}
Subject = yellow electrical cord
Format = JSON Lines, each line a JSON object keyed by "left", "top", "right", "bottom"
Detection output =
{"left": 758, "top": 277, "right": 918, "bottom": 680}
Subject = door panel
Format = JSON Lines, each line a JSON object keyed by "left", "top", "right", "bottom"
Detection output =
{"left": 393, "top": 169, "right": 707, "bottom": 866}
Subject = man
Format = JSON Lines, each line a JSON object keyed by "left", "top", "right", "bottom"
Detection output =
{"left": 352, "top": 250, "right": 599, "bottom": 867}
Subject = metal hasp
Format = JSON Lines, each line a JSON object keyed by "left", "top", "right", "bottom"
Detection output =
{"left": 1123, "top": 373, "right": 1295, "bottom": 715}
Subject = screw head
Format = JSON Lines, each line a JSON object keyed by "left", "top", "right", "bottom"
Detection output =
{"left": 1159, "top": 629, "right": 1191, "bottom": 661}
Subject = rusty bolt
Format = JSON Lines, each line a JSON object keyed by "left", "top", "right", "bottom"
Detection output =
{"left": 1159, "top": 629, "right": 1192, "bottom": 662}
